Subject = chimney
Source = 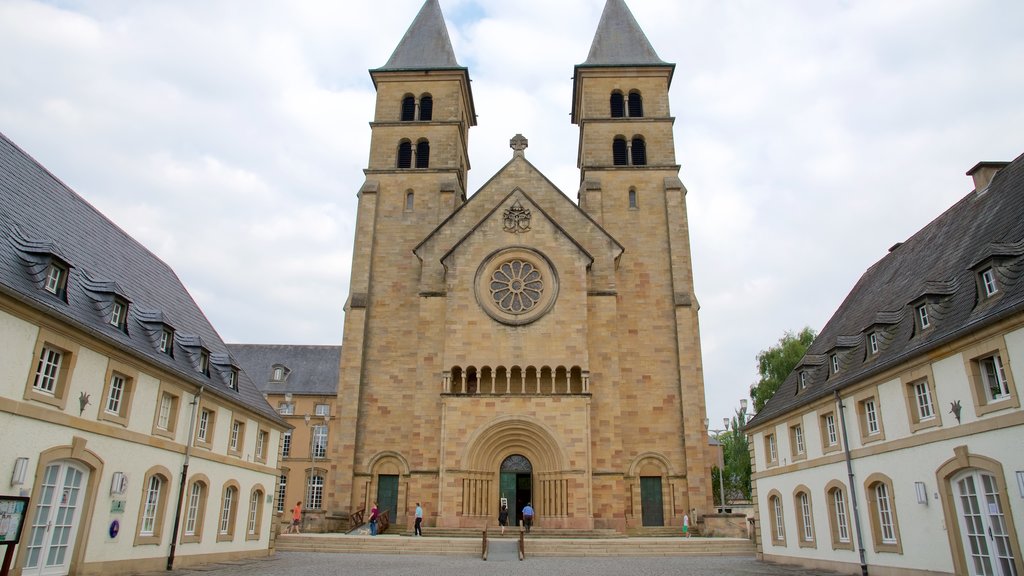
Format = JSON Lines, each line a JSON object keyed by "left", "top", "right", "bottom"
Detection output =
{"left": 967, "top": 161, "right": 1010, "bottom": 194}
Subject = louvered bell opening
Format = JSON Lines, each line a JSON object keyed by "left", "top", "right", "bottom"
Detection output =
{"left": 397, "top": 141, "right": 413, "bottom": 168}
{"left": 401, "top": 97, "right": 415, "bottom": 121}
{"left": 628, "top": 92, "right": 643, "bottom": 117}
{"left": 631, "top": 138, "right": 646, "bottom": 166}
{"left": 419, "top": 96, "right": 433, "bottom": 121}
{"left": 612, "top": 138, "right": 628, "bottom": 166}
{"left": 415, "top": 141, "right": 430, "bottom": 168}
{"left": 610, "top": 92, "right": 625, "bottom": 118}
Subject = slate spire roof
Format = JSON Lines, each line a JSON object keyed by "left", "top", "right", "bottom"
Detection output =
{"left": 581, "top": 0, "right": 668, "bottom": 66}
{"left": 377, "top": 0, "right": 462, "bottom": 71}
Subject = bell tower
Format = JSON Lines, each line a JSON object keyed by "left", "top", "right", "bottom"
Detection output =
{"left": 330, "top": 0, "right": 476, "bottom": 518}
{"left": 572, "top": 0, "right": 712, "bottom": 517}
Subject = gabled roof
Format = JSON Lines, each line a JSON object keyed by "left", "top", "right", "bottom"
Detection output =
{"left": 376, "top": 0, "right": 462, "bottom": 71}
{"left": 227, "top": 344, "right": 341, "bottom": 396}
{"left": 580, "top": 0, "right": 668, "bottom": 67}
{"left": 749, "top": 152, "right": 1024, "bottom": 428}
{"left": 0, "top": 131, "right": 285, "bottom": 426}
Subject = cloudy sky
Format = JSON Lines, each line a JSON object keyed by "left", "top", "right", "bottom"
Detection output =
{"left": 2, "top": 0, "right": 1023, "bottom": 429}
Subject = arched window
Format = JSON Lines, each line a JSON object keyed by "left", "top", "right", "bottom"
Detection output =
{"left": 405, "top": 191, "right": 414, "bottom": 211}
{"left": 217, "top": 482, "right": 240, "bottom": 542}
{"left": 397, "top": 140, "right": 412, "bottom": 169}
{"left": 306, "top": 471, "right": 324, "bottom": 510}
{"left": 610, "top": 91, "right": 625, "bottom": 118}
{"left": 631, "top": 137, "right": 647, "bottom": 166}
{"left": 246, "top": 486, "right": 265, "bottom": 540}
{"left": 767, "top": 490, "right": 786, "bottom": 546}
{"left": 825, "top": 481, "right": 852, "bottom": 551}
{"left": 182, "top": 475, "right": 209, "bottom": 543}
{"left": 612, "top": 137, "right": 628, "bottom": 166}
{"left": 865, "top": 473, "right": 902, "bottom": 554}
{"left": 415, "top": 140, "right": 430, "bottom": 168}
{"left": 628, "top": 188, "right": 638, "bottom": 209}
{"left": 794, "top": 486, "right": 816, "bottom": 548}
{"left": 419, "top": 94, "right": 433, "bottom": 121}
{"left": 628, "top": 90, "right": 643, "bottom": 117}
{"left": 400, "top": 95, "right": 415, "bottom": 121}
{"left": 135, "top": 465, "right": 172, "bottom": 546}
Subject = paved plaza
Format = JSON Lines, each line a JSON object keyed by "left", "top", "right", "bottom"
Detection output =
{"left": 156, "top": 551, "right": 840, "bottom": 576}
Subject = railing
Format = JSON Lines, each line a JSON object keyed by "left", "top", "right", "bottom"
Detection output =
{"left": 349, "top": 507, "right": 365, "bottom": 531}
{"left": 518, "top": 525, "right": 525, "bottom": 560}
{"left": 377, "top": 510, "right": 390, "bottom": 534}
{"left": 482, "top": 528, "right": 488, "bottom": 560}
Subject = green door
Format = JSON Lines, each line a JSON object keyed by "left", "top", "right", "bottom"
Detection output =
{"left": 500, "top": 472, "right": 517, "bottom": 513}
{"left": 640, "top": 476, "right": 664, "bottom": 526}
{"left": 377, "top": 475, "right": 399, "bottom": 524}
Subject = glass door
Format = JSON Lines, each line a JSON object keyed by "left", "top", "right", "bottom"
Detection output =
{"left": 23, "top": 461, "right": 88, "bottom": 576}
{"left": 954, "top": 470, "right": 1017, "bottom": 576}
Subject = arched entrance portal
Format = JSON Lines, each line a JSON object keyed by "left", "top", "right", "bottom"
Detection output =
{"left": 499, "top": 454, "right": 533, "bottom": 526}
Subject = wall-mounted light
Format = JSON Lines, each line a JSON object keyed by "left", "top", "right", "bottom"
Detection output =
{"left": 1016, "top": 471, "right": 1024, "bottom": 498}
{"left": 915, "top": 481, "right": 928, "bottom": 505}
{"left": 110, "top": 472, "right": 127, "bottom": 496}
{"left": 11, "top": 457, "right": 29, "bottom": 486}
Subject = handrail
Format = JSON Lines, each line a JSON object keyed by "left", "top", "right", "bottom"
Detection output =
{"left": 349, "top": 507, "right": 365, "bottom": 531}
{"left": 378, "top": 510, "right": 391, "bottom": 534}
{"left": 482, "top": 528, "right": 488, "bottom": 560}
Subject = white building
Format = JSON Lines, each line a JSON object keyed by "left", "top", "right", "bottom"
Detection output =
{"left": 747, "top": 156, "right": 1024, "bottom": 576}
{"left": 0, "top": 132, "right": 289, "bottom": 575}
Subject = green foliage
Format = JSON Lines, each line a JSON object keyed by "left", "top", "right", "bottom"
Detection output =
{"left": 750, "top": 327, "right": 817, "bottom": 413}
{"left": 714, "top": 409, "right": 752, "bottom": 505}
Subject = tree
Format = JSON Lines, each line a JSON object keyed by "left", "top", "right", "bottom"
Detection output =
{"left": 750, "top": 327, "right": 817, "bottom": 413}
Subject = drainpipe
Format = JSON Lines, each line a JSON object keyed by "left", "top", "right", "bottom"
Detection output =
{"left": 836, "top": 390, "right": 869, "bottom": 576}
{"left": 167, "top": 385, "right": 204, "bottom": 570}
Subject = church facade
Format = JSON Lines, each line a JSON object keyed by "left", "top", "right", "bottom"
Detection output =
{"left": 327, "top": 0, "right": 713, "bottom": 532}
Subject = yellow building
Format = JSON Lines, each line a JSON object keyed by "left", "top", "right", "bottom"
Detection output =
{"left": 328, "top": 0, "right": 713, "bottom": 533}
{"left": 0, "top": 133, "right": 289, "bottom": 575}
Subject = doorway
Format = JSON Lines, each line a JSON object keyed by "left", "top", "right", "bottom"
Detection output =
{"left": 23, "top": 460, "right": 88, "bottom": 576}
{"left": 953, "top": 469, "right": 1017, "bottom": 576}
{"left": 377, "top": 474, "right": 399, "bottom": 525}
{"left": 499, "top": 454, "right": 532, "bottom": 526}
{"left": 640, "top": 476, "right": 665, "bottom": 526}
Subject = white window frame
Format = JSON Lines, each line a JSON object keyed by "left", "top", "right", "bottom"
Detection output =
{"left": 831, "top": 354, "right": 839, "bottom": 374}
{"left": 185, "top": 482, "right": 202, "bottom": 536}
{"left": 314, "top": 403, "right": 330, "bottom": 417}
{"left": 199, "top": 350, "right": 210, "bottom": 375}
{"left": 914, "top": 380, "right": 935, "bottom": 421}
{"left": 278, "top": 402, "right": 294, "bottom": 415}
{"left": 44, "top": 263, "right": 64, "bottom": 294}
{"left": 228, "top": 369, "right": 238, "bottom": 391}
{"left": 312, "top": 425, "right": 328, "bottom": 459}
{"left": 865, "top": 399, "right": 879, "bottom": 435}
{"left": 198, "top": 409, "right": 210, "bottom": 442}
{"left": 255, "top": 431, "right": 266, "bottom": 459}
{"left": 105, "top": 374, "right": 126, "bottom": 415}
{"left": 247, "top": 491, "right": 260, "bottom": 535}
{"left": 800, "top": 492, "right": 814, "bottom": 542}
{"left": 868, "top": 332, "right": 879, "bottom": 355}
{"left": 230, "top": 421, "right": 241, "bottom": 451}
{"left": 220, "top": 487, "right": 235, "bottom": 535}
{"left": 159, "top": 329, "right": 173, "bottom": 354}
{"left": 276, "top": 475, "right": 287, "bottom": 513}
{"left": 825, "top": 414, "right": 838, "bottom": 446}
{"left": 140, "top": 475, "right": 162, "bottom": 536}
{"left": 110, "top": 300, "right": 126, "bottom": 328}
{"left": 772, "top": 496, "right": 785, "bottom": 541}
{"left": 875, "top": 483, "right": 896, "bottom": 544}
{"left": 157, "top": 393, "right": 173, "bottom": 430}
{"left": 767, "top": 433, "right": 778, "bottom": 464}
{"left": 799, "top": 372, "right": 808, "bottom": 389}
{"left": 281, "top": 431, "right": 291, "bottom": 458}
{"left": 33, "top": 346, "right": 63, "bottom": 394}
{"left": 981, "top": 354, "right": 1010, "bottom": 401}
{"left": 917, "top": 304, "right": 930, "bottom": 329}
{"left": 833, "top": 488, "right": 850, "bottom": 543}
{"left": 981, "top": 268, "right": 998, "bottom": 297}
{"left": 306, "top": 474, "right": 324, "bottom": 510}
{"left": 272, "top": 367, "right": 284, "bottom": 381}
{"left": 794, "top": 425, "right": 805, "bottom": 455}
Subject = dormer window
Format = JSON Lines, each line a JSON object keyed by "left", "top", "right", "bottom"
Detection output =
{"left": 227, "top": 368, "right": 238, "bottom": 391}
{"left": 110, "top": 298, "right": 128, "bottom": 331}
{"left": 830, "top": 354, "right": 839, "bottom": 374}
{"left": 272, "top": 366, "right": 285, "bottom": 382}
{"left": 981, "top": 268, "right": 998, "bottom": 297}
{"left": 916, "top": 304, "right": 930, "bottom": 330}
{"left": 199, "top": 350, "right": 210, "bottom": 376}
{"left": 868, "top": 332, "right": 879, "bottom": 355}
{"left": 44, "top": 261, "right": 68, "bottom": 297}
{"left": 799, "top": 372, "right": 808, "bottom": 390}
{"left": 159, "top": 328, "right": 174, "bottom": 356}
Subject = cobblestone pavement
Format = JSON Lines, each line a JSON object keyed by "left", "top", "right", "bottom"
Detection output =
{"left": 155, "top": 551, "right": 840, "bottom": 576}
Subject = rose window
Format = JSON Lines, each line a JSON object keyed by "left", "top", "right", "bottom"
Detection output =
{"left": 490, "top": 260, "right": 544, "bottom": 314}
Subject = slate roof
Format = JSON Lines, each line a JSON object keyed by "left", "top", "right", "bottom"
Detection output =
{"left": 376, "top": 0, "right": 462, "bottom": 71}
{"left": 0, "top": 131, "right": 285, "bottom": 426}
{"left": 226, "top": 344, "right": 340, "bottom": 396}
{"left": 748, "top": 152, "right": 1024, "bottom": 428}
{"left": 580, "top": 0, "right": 669, "bottom": 67}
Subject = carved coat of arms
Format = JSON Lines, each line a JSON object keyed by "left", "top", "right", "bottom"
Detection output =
{"left": 503, "top": 200, "right": 531, "bottom": 234}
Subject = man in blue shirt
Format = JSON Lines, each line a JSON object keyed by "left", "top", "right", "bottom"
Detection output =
{"left": 522, "top": 503, "right": 534, "bottom": 533}
{"left": 414, "top": 502, "right": 423, "bottom": 536}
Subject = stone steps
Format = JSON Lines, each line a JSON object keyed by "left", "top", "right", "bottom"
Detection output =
{"left": 276, "top": 534, "right": 755, "bottom": 557}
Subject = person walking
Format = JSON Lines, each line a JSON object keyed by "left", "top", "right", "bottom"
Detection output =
{"left": 288, "top": 501, "right": 302, "bottom": 534}
{"left": 522, "top": 502, "right": 534, "bottom": 533}
{"left": 682, "top": 513, "right": 690, "bottom": 537}
{"left": 369, "top": 501, "right": 379, "bottom": 536}
{"left": 498, "top": 504, "right": 509, "bottom": 535}
{"left": 414, "top": 502, "right": 423, "bottom": 536}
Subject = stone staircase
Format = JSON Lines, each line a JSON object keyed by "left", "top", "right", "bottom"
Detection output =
{"left": 276, "top": 533, "right": 754, "bottom": 558}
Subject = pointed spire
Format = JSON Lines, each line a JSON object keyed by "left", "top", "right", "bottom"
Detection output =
{"left": 378, "top": 0, "right": 461, "bottom": 71}
{"left": 582, "top": 0, "right": 667, "bottom": 66}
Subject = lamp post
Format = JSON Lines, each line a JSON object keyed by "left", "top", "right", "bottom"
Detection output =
{"left": 705, "top": 416, "right": 731, "bottom": 513}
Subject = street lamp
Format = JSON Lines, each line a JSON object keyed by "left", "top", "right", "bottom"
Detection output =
{"left": 705, "top": 416, "right": 731, "bottom": 513}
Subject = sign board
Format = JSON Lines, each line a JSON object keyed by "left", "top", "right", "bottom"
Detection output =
{"left": 0, "top": 496, "right": 30, "bottom": 545}
{"left": 110, "top": 500, "right": 126, "bottom": 514}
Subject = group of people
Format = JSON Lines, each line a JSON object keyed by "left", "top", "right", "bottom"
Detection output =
{"left": 287, "top": 500, "right": 541, "bottom": 536}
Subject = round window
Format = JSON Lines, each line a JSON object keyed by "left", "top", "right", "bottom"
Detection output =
{"left": 475, "top": 248, "right": 558, "bottom": 325}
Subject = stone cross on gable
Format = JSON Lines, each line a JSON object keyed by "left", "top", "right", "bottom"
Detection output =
{"left": 510, "top": 134, "right": 528, "bottom": 157}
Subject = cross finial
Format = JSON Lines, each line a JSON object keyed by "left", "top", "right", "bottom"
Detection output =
{"left": 510, "top": 134, "right": 528, "bottom": 157}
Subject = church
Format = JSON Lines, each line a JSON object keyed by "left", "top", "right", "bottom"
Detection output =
{"left": 325, "top": 0, "right": 713, "bottom": 532}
